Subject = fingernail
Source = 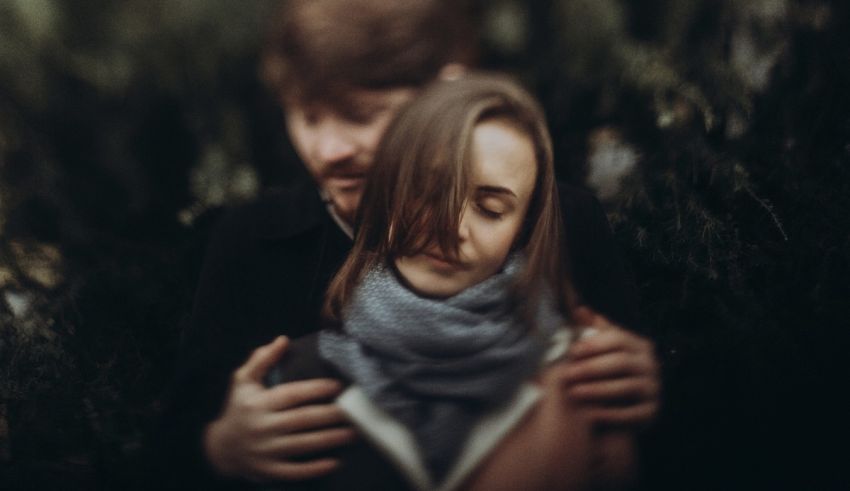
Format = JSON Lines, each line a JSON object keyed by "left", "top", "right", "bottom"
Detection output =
{"left": 579, "top": 327, "right": 599, "bottom": 340}
{"left": 327, "top": 380, "right": 344, "bottom": 391}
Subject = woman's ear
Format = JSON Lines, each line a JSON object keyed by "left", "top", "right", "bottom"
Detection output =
{"left": 438, "top": 63, "right": 468, "bottom": 81}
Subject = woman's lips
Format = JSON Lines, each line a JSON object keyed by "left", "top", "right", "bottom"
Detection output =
{"left": 423, "top": 252, "right": 466, "bottom": 270}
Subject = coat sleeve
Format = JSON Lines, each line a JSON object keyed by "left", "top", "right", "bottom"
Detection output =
{"left": 152, "top": 205, "right": 274, "bottom": 490}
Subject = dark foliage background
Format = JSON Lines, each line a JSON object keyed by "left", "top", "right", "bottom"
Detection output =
{"left": 1, "top": 1, "right": 847, "bottom": 490}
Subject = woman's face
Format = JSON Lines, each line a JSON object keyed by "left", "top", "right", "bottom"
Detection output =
{"left": 395, "top": 119, "right": 538, "bottom": 298}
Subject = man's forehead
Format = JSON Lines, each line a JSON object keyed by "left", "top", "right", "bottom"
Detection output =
{"left": 284, "top": 85, "right": 417, "bottom": 113}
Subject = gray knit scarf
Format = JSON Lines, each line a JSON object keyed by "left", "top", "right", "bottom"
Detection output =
{"left": 318, "top": 255, "right": 563, "bottom": 484}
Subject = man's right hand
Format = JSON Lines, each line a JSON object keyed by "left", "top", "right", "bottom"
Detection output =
{"left": 203, "top": 336, "right": 356, "bottom": 482}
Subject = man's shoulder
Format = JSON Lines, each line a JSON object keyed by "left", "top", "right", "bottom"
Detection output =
{"left": 557, "top": 181, "right": 597, "bottom": 204}
{"left": 216, "top": 179, "right": 326, "bottom": 242}
{"left": 556, "top": 181, "right": 606, "bottom": 220}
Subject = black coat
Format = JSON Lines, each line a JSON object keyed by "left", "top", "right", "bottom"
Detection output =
{"left": 155, "top": 178, "right": 638, "bottom": 490}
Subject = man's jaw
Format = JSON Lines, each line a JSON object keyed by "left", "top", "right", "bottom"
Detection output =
{"left": 326, "top": 174, "right": 367, "bottom": 192}
{"left": 326, "top": 186, "right": 363, "bottom": 227}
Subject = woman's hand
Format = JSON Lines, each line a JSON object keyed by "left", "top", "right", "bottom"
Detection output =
{"left": 561, "top": 307, "right": 660, "bottom": 428}
{"left": 203, "top": 336, "right": 357, "bottom": 482}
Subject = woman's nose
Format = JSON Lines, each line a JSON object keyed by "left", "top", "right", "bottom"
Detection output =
{"left": 457, "top": 209, "right": 471, "bottom": 241}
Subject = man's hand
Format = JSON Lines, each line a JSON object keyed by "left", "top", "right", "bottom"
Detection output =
{"left": 561, "top": 307, "right": 660, "bottom": 428}
{"left": 203, "top": 336, "right": 357, "bottom": 482}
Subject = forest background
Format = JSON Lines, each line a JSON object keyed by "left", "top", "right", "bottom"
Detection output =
{"left": 1, "top": 1, "right": 848, "bottom": 490}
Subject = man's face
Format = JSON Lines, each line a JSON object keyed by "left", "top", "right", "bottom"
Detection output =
{"left": 284, "top": 87, "right": 417, "bottom": 225}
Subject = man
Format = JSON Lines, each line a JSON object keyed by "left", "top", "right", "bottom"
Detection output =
{"left": 161, "top": 0, "right": 659, "bottom": 487}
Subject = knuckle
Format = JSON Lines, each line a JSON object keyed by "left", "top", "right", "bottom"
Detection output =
{"left": 319, "top": 379, "right": 343, "bottom": 394}
{"left": 551, "top": 368, "right": 577, "bottom": 386}
{"left": 638, "top": 404, "right": 656, "bottom": 419}
{"left": 316, "top": 406, "right": 343, "bottom": 424}
{"left": 637, "top": 382, "right": 655, "bottom": 398}
{"left": 549, "top": 362, "right": 573, "bottom": 378}
{"left": 649, "top": 380, "right": 662, "bottom": 396}
{"left": 257, "top": 463, "right": 289, "bottom": 482}
{"left": 633, "top": 356, "right": 654, "bottom": 374}
{"left": 251, "top": 345, "right": 269, "bottom": 361}
{"left": 274, "top": 387, "right": 295, "bottom": 407}
{"left": 643, "top": 357, "right": 659, "bottom": 374}
{"left": 625, "top": 361, "right": 645, "bottom": 377}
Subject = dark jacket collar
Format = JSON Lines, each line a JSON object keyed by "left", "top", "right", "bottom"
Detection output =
{"left": 254, "top": 179, "right": 330, "bottom": 241}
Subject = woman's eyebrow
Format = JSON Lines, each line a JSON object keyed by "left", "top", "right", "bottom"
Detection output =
{"left": 475, "top": 185, "right": 517, "bottom": 198}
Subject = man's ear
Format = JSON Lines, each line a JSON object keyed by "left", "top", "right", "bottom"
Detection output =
{"left": 438, "top": 63, "right": 468, "bottom": 81}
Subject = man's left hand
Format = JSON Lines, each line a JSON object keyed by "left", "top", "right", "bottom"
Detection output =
{"left": 561, "top": 306, "right": 660, "bottom": 429}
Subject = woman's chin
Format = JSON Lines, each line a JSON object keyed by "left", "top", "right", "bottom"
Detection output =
{"left": 394, "top": 259, "right": 469, "bottom": 298}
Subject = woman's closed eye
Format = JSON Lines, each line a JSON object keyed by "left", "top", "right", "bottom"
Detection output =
{"left": 474, "top": 199, "right": 510, "bottom": 219}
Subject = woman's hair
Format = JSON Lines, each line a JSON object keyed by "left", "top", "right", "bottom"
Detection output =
{"left": 324, "top": 74, "right": 576, "bottom": 325}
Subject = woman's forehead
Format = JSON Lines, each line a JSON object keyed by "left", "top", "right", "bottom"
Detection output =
{"left": 470, "top": 120, "right": 537, "bottom": 201}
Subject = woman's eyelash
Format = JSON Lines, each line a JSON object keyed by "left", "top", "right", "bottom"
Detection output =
{"left": 475, "top": 204, "right": 504, "bottom": 219}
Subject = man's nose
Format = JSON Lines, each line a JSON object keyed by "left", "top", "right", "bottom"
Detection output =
{"left": 315, "top": 121, "right": 357, "bottom": 163}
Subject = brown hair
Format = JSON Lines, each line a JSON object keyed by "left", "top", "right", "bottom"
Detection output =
{"left": 324, "top": 74, "right": 577, "bottom": 326}
{"left": 261, "top": 0, "right": 477, "bottom": 107}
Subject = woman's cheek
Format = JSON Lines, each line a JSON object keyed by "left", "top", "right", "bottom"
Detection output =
{"left": 486, "top": 221, "right": 523, "bottom": 262}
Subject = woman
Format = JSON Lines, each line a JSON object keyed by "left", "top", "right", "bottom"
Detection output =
{"left": 268, "top": 74, "right": 636, "bottom": 491}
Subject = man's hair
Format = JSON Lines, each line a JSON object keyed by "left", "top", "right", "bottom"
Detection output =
{"left": 261, "top": 0, "right": 476, "bottom": 106}
{"left": 324, "top": 74, "right": 577, "bottom": 326}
